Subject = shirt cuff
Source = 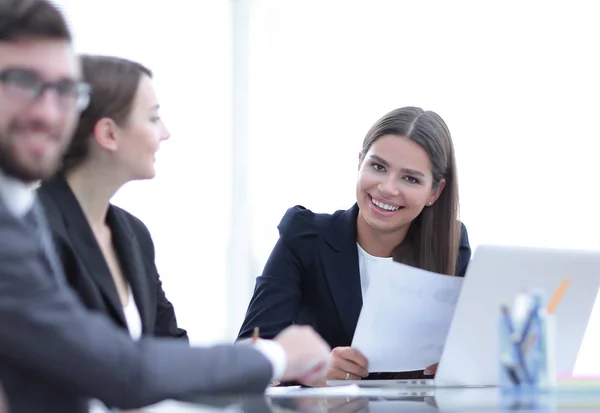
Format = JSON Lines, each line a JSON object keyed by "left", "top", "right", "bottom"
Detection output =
{"left": 253, "top": 339, "right": 287, "bottom": 381}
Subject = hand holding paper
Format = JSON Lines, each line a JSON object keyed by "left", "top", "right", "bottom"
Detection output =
{"left": 327, "top": 346, "right": 369, "bottom": 380}
{"left": 351, "top": 261, "right": 463, "bottom": 372}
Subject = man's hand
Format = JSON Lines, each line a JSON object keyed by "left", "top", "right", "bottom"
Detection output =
{"left": 274, "top": 326, "right": 331, "bottom": 385}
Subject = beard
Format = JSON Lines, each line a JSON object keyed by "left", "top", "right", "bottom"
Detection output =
{"left": 0, "top": 145, "right": 55, "bottom": 182}
{"left": 0, "top": 120, "right": 70, "bottom": 183}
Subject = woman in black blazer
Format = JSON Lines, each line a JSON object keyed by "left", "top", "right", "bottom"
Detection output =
{"left": 38, "top": 55, "right": 187, "bottom": 342}
{"left": 238, "top": 107, "right": 470, "bottom": 381}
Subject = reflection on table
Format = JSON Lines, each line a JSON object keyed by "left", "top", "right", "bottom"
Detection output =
{"left": 142, "top": 385, "right": 600, "bottom": 413}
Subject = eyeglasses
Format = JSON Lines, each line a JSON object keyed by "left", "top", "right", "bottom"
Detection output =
{"left": 0, "top": 68, "right": 91, "bottom": 112}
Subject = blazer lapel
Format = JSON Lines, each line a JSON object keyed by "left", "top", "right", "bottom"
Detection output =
{"left": 107, "top": 207, "right": 154, "bottom": 335}
{"left": 40, "top": 176, "right": 126, "bottom": 326}
{"left": 322, "top": 203, "right": 363, "bottom": 343}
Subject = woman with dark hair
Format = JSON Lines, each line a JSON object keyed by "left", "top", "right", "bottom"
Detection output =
{"left": 38, "top": 55, "right": 187, "bottom": 342}
{"left": 238, "top": 106, "right": 471, "bottom": 381}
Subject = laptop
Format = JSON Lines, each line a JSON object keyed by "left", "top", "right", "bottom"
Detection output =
{"left": 328, "top": 244, "right": 600, "bottom": 387}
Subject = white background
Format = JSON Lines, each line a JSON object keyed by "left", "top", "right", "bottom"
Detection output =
{"left": 54, "top": 0, "right": 600, "bottom": 373}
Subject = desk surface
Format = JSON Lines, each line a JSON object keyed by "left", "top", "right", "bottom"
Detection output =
{"left": 144, "top": 386, "right": 600, "bottom": 413}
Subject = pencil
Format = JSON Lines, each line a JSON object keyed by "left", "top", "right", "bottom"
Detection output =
{"left": 548, "top": 278, "right": 571, "bottom": 314}
{"left": 252, "top": 327, "right": 259, "bottom": 343}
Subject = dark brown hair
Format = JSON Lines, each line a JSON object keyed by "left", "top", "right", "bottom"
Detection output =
{"left": 359, "top": 106, "right": 460, "bottom": 276}
{"left": 0, "top": 0, "right": 71, "bottom": 42}
{"left": 59, "top": 55, "right": 152, "bottom": 173}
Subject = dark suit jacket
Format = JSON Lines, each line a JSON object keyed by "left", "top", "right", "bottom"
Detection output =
{"left": 37, "top": 175, "right": 187, "bottom": 341}
{"left": 238, "top": 204, "right": 471, "bottom": 350}
{"left": 0, "top": 184, "right": 272, "bottom": 413}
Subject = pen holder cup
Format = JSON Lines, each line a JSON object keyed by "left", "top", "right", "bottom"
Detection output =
{"left": 498, "top": 311, "right": 557, "bottom": 391}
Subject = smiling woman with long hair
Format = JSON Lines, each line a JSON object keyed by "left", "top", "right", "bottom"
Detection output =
{"left": 237, "top": 106, "right": 471, "bottom": 381}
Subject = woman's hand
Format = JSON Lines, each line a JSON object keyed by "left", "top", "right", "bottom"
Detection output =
{"left": 326, "top": 347, "right": 369, "bottom": 380}
{"left": 424, "top": 363, "right": 438, "bottom": 376}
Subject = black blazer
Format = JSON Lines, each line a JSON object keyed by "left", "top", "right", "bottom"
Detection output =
{"left": 37, "top": 175, "right": 187, "bottom": 341}
{"left": 238, "top": 204, "right": 471, "bottom": 349}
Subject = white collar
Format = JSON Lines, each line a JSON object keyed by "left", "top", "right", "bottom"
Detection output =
{"left": 0, "top": 169, "right": 36, "bottom": 218}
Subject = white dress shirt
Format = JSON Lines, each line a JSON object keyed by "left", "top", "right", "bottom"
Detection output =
{"left": 123, "top": 288, "right": 142, "bottom": 341}
{"left": 0, "top": 171, "right": 35, "bottom": 218}
{"left": 357, "top": 242, "right": 395, "bottom": 298}
{"left": 253, "top": 339, "right": 287, "bottom": 380}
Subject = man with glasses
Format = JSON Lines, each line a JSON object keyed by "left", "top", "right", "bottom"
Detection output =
{"left": 0, "top": 1, "right": 330, "bottom": 412}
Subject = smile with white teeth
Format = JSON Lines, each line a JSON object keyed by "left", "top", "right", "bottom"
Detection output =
{"left": 371, "top": 197, "right": 400, "bottom": 211}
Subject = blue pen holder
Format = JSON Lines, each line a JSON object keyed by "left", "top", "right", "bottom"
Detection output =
{"left": 498, "top": 291, "right": 557, "bottom": 392}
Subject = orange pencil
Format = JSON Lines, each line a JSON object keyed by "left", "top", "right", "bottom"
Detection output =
{"left": 548, "top": 278, "right": 571, "bottom": 314}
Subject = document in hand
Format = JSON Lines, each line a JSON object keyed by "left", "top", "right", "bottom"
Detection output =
{"left": 351, "top": 262, "right": 463, "bottom": 372}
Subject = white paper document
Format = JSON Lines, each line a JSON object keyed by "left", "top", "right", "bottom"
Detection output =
{"left": 351, "top": 261, "right": 463, "bottom": 372}
{"left": 266, "top": 385, "right": 359, "bottom": 397}
{"left": 266, "top": 384, "right": 433, "bottom": 398}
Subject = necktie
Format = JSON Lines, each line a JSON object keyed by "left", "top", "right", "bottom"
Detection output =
{"left": 21, "top": 200, "right": 64, "bottom": 283}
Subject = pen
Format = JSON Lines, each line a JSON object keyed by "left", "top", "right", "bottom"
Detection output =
{"left": 548, "top": 278, "right": 570, "bottom": 314}
{"left": 521, "top": 332, "right": 537, "bottom": 355}
{"left": 519, "top": 291, "right": 542, "bottom": 350}
{"left": 520, "top": 292, "right": 546, "bottom": 385}
{"left": 500, "top": 304, "right": 516, "bottom": 338}
{"left": 501, "top": 354, "right": 521, "bottom": 386}
{"left": 502, "top": 302, "right": 531, "bottom": 384}
{"left": 500, "top": 304, "right": 522, "bottom": 353}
